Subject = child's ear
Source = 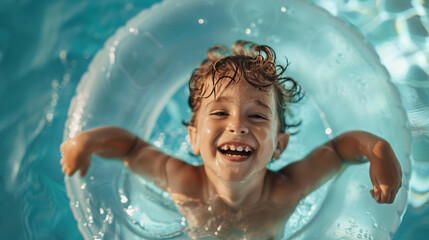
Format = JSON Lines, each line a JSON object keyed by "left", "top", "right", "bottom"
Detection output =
{"left": 273, "top": 132, "right": 289, "bottom": 159}
{"left": 187, "top": 125, "right": 200, "bottom": 155}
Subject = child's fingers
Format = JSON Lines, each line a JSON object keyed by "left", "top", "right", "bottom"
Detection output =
{"left": 387, "top": 191, "right": 394, "bottom": 203}
{"left": 63, "top": 166, "right": 73, "bottom": 176}
{"left": 380, "top": 185, "right": 394, "bottom": 203}
{"left": 387, "top": 187, "right": 399, "bottom": 203}
{"left": 381, "top": 190, "right": 389, "bottom": 203}
{"left": 79, "top": 156, "right": 91, "bottom": 177}
{"left": 62, "top": 165, "right": 67, "bottom": 174}
{"left": 373, "top": 185, "right": 381, "bottom": 202}
{"left": 60, "top": 141, "right": 70, "bottom": 156}
{"left": 369, "top": 174, "right": 380, "bottom": 199}
{"left": 62, "top": 163, "right": 79, "bottom": 176}
{"left": 370, "top": 189, "right": 374, "bottom": 198}
{"left": 60, "top": 142, "right": 66, "bottom": 153}
{"left": 381, "top": 189, "right": 389, "bottom": 203}
{"left": 69, "top": 167, "right": 79, "bottom": 176}
{"left": 374, "top": 185, "right": 399, "bottom": 203}
{"left": 63, "top": 166, "right": 70, "bottom": 176}
{"left": 390, "top": 189, "right": 398, "bottom": 203}
{"left": 80, "top": 167, "right": 88, "bottom": 177}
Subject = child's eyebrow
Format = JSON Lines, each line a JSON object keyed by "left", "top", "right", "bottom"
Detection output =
{"left": 251, "top": 99, "right": 272, "bottom": 114}
{"left": 206, "top": 96, "right": 234, "bottom": 108}
{"left": 206, "top": 97, "right": 272, "bottom": 114}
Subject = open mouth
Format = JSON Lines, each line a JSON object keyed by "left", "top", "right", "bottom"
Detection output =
{"left": 217, "top": 144, "right": 254, "bottom": 158}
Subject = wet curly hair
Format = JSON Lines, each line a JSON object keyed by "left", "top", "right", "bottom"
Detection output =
{"left": 185, "top": 40, "right": 303, "bottom": 133}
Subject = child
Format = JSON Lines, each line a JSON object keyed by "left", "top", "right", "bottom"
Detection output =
{"left": 60, "top": 41, "right": 402, "bottom": 239}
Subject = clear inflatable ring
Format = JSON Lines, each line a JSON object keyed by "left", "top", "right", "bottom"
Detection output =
{"left": 64, "top": 0, "right": 411, "bottom": 239}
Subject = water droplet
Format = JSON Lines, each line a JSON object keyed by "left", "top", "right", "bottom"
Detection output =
{"left": 120, "top": 194, "right": 128, "bottom": 203}
{"left": 125, "top": 206, "right": 137, "bottom": 216}
{"left": 325, "top": 128, "right": 332, "bottom": 135}
{"left": 59, "top": 50, "right": 67, "bottom": 61}
{"left": 51, "top": 79, "right": 59, "bottom": 89}
{"left": 46, "top": 113, "right": 53, "bottom": 122}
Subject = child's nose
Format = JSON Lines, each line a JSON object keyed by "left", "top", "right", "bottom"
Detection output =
{"left": 226, "top": 116, "right": 249, "bottom": 135}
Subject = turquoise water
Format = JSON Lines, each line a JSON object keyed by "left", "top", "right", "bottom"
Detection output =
{"left": 0, "top": 0, "right": 428, "bottom": 239}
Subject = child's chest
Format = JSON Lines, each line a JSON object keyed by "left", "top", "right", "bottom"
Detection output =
{"left": 173, "top": 196, "right": 295, "bottom": 240}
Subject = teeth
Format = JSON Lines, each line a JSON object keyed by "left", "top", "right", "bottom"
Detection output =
{"left": 219, "top": 144, "right": 252, "bottom": 152}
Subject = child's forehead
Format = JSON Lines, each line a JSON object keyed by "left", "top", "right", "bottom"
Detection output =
{"left": 204, "top": 79, "right": 275, "bottom": 105}
{"left": 218, "top": 78, "right": 272, "bottom": 94}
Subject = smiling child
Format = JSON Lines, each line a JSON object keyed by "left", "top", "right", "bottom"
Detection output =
{"left": 60, "top": 41, "right": 402, "bottom": 240}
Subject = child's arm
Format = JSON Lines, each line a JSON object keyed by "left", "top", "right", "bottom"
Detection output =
{"left": 60, "top": 126, "right": 200, "bottom": 191}
{"left": 279, "top": 131, "right": 402, "bottom": 204}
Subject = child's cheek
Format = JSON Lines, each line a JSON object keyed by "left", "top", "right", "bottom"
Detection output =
{"left": 254, "top": 125, "right": 272, "bottom": 145}
{"left": 200, "top": 118, "right": 219, "bottom": 139}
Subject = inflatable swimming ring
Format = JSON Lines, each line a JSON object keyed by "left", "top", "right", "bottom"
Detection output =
{"left": 63, "top": 0, "right": 411, "bottom": 239}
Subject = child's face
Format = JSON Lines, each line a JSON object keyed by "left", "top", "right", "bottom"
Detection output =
{"left": 188, "top": 79, "right": 289, "bottom": 182}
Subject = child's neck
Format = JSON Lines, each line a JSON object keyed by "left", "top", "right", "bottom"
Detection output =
{"left": 204, "top": 166, "right": 267, "bottom": 208}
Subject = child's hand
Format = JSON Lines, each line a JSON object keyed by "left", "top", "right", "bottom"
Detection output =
{"left": 59, "top": 126, "right": 140, "bottom": 177}
{"left": 60, "top": 134, "right": 92, "bottom": 177}
{"left": 368, "top": 140, "right": 402, "bottom": 204}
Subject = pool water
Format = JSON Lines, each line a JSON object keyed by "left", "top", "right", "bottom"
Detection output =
{"left": 0, "top": 0, "right": 428, "bottom": 239}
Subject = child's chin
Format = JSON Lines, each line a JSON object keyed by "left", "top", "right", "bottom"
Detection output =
{"left": 217, "top": 170, "right": 252, "bottom": 183}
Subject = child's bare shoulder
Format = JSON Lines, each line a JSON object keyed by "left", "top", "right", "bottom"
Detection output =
{"left": 165, "top": 161, "right": 205, "bottom": 199}
{"left": 264, "top": 170, "right": 304, "bottom": 209}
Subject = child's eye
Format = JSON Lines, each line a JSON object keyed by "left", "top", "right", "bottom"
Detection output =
{"left": 249, "top": 114, "right": 267, "bottom": 120}
{"left": 211, "top": 112, "right": 228, "bottom": 116}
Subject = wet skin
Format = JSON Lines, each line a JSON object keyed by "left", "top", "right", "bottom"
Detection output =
{"left": 60, "top": 79, "right": 402, "bottom": 239}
